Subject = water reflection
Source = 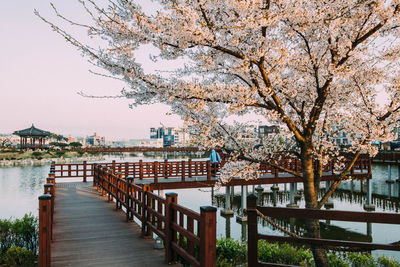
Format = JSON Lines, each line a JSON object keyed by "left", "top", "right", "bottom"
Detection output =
{"left": 0, "top": 164, "right": 50, "bottom": 218}
{"left": 1, "top": 157, "right": 400, "bottom": 260}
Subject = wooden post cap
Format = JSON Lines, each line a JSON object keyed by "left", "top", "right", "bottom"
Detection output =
{"left": 38, "top": 194, "right": 52, "bottom": 200}
{"left": 44, "top": 183, "right": 54, "bottom": 188}
{"left": 126, "top": 176, "right": 134, "bottom": 182}
{"left": 165, "top": 192, "right": 178, "bottom": 198}
{"left": 247, "top": 194, "right": 258, "bottom": 201}
{"left": 47, "top": 177, "right": 55, "bottom": 180}
{"left": 200, "top": 206, "right": 217, "bottom": 212}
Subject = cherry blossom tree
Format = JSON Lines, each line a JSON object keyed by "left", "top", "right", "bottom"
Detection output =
{"left": 36, "top": 0, "right": 400, "bottom": 265}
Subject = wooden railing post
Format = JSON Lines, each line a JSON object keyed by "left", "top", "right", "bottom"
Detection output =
{"left": 125, "top": 162, "right": 129, "bottom": 178}
{"left": 207, "top": 161, "right": 211, "bottom": 180}
{"left": 116, "top": 173, "right": 122, "bottom": 210}
{"left": 188, "top": 159, "right": 192, "bottom": 178}
{"left": 165, "top": 192, "right": 178, "bottom": 264}
{"left": 274, "top": 167, "right": 279, "bottom": 179}
{"left": 141, "top": 184, "right": 151, "bottom": 238}
{"left": 93, "top": 164, "right": 97, "bottom": 187}
{"left": 112, "top": 160, "right": 116, "bottom": 171}
{"left": 181, "top": 160, "right": 186, "bottom": 182}
{"left": 154, "top": 161, "right": 158, "bottom": 184}
{"left": 126, "top": 177, "right": 134, "bottom": 221}
{"left": 83, "top": 160, "right": 87, "bottom": 182}
{"left": 247, "top": 194, "right": 259, "bottom": 267}
{"left": 43, "top": 183, "right": 54, "bottom": 239}
{"left": 46, "top": 177, "right": 55, "bottom": 197}
{"left": 38, "top": 194, "right": 52, "bottom": 267}
{"left": 199, "top": 206, "right": 217, "bottom": 267}
{"left": 139, "top": 160, "right": 143, "bottom": 179}
{"left": 164, "top": 159, "right": 168, "bottom": 178}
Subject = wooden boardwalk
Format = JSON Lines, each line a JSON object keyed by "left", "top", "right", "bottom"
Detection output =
{"left": 51, "top": 182, "right": 178, "bottom": 267}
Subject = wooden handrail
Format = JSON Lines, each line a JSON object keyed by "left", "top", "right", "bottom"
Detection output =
{"left": 92, "top": 164, "right": 217, "bottom": 266}
{"left": 52, "top": 157, "right": 372, "bottom": 182}
{"left": 246, "top": 194, "right": 400, "bottom": 267}
{"left": 38, "top": 163, "right": 56, "bottom": 267}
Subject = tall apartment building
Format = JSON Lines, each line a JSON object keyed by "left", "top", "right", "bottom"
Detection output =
{"left": 86, "top": 132, "right": 108, "bottom": 146}
{"left": 150, "top": 127, "right": 190, "bottom": 147}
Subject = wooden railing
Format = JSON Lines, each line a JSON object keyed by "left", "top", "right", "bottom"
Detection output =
{"left": 246, "top": 194, "right": 400, "bottom": 267}
{"left": 53, "top": 158, "right": 371, "bottom": 185}
{"left": 93, "top": 164, "right": 217, "bottom": 266}
{"left": 75, "top": 146, "right": 200, "bottom": 153}
{"left": 373, "top": 152, "right": 400, "bottom": 163}
{"left": 38, "top": 166, "right": 56, "bottom": 267}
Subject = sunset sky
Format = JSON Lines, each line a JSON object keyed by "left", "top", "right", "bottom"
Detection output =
{"left": 0, "top": 1, "right": 181, "bottom": 140}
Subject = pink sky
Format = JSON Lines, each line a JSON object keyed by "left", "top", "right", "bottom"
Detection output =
{"left": 0, "top": 1, "right": 181, "bottom": 140}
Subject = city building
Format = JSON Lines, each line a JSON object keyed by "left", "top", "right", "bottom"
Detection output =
{"left": 86, "top": 133, "right": 109, "bottom": 146}
{"left": 258, "top": 125, "right": 280, "bottom": 138}
{"left": 150, "top": 127, "right": 191, "bottom": 147}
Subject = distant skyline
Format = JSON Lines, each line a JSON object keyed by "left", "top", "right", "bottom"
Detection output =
{"left": 0, "top": 1, "right": 181, "bottom": 139}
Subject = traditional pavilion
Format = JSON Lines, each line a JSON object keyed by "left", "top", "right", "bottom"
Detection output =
{"left": 13, "top": 124, "right": 51, "bottom": 149}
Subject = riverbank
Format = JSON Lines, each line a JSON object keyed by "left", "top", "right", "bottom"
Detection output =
{"left": 0, "top": 151, "right": 104, "bottom": 167}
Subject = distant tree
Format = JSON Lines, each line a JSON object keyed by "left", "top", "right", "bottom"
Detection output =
{"left": 50, "top": 133, "right": 68, "bottom": 142}
{"left": 0, "top": 137, "right": 12, "bottom": 148}
{"left": 49, "top": 142, "right": 68, "bottom": 149}
{"left": 37, "top": 1, "right": 400, "bottom": 265}
{"left": 69, "top": 142, "right": 82, "bottom": 148}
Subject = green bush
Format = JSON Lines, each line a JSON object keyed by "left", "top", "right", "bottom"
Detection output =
{"left": 4, "top": 246, "right": 36, "bottom": 267}
{"left": 213, "top": 240, "right": 400, "bottom": 267}
{"left": 55, "top": 150, "right": 66, "bottom": 157}
{"left": 0, "top": 214, "right": 38, "bottom": 255}
{"left": 31, "top": 151, "right": 43, "bottom": 158}
{"left": 216, "top": 238, "right": 247, "bottom": 265}
{"left": 377, "top": 255, "right": 400, "bottom": 267}
{"left": 0, "top": 219, "right": 13, "bottom": 253}
{"left": 11, "top": 214, "right": 39, "bottom": 255}
{"left": 258, "top": 241, "right": 313, "bottom": 266}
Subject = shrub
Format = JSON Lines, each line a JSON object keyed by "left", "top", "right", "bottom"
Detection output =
{"left": 347, "top": 252, "right": 376, "bottom": 267}
{"left": 31, "top": 151, "right": 42, "bottom": 158}
{"left": 0, "top": 214, "right": 38, "bottom": 255}
{"left": 258, "top": 241, "right": 313, "bottom": 266}
{"left": 55, "top": 150, "right": 66, "bottom": 157}
{"left": 11, "top": 214, "right": 39, "bottom": 254}
{"left": 216, "top": 238, "right": 247, "bottom": 265}
{"left": 377, "top": 255, "right": 400, "bottom": 267}
{"left": 4, "top": 246, "right": 36, "bottom": 267}
{"left": 0, "top": 219, "right": 13, "bottom": 254}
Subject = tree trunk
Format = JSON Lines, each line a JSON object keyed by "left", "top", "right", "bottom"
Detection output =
{"left": 301, "top": 145, "right": 329, "bottom": 267}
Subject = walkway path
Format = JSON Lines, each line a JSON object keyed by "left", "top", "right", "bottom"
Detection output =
{"left": 51, "top": 182, "right": 176, "bottom": 267}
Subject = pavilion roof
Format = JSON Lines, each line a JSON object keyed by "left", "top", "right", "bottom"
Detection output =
{"left": 13, "top": 124, "right": 51, "bottom": 137}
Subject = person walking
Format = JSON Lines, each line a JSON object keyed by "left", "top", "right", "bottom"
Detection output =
{"left": 210, "top": 149, "right": 221, "bottom": 176}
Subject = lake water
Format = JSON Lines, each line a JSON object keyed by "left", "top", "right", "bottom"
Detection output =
{"left": 1, "top": 154, "right": 399, "bottom": 260}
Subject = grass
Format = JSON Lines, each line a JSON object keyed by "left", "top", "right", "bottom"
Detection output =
{"left": 0, "top": 150, "right": 98, "bottom": 161}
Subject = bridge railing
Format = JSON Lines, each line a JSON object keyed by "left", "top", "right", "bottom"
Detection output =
{"left": 246, "top": 194, "right": 400, "bottom": 267}
{"left": 38, "top": 166, "right": 56, "bottom": 267}
{"left": 93, "top": 164, "right": 217, "bottom": 266}
{"left": 53, "top": 157, "right": 372, "bottom": 186}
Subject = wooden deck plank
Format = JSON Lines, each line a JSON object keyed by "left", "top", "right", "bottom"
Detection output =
{"left": 52, "top": 183, "right": 177, "bottom": 267}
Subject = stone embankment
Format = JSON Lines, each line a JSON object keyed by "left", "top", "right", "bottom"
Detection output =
{"left": 0, "top": 156, "right": 104, "bottom": 168}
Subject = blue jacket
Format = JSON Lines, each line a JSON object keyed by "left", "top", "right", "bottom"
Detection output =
{"left": 210, "top": 149, "right": 221, "bottom": 163}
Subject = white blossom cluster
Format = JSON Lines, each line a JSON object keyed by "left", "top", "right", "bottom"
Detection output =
{"left": 219, "top": 161, "right": 261, "bottom": 184}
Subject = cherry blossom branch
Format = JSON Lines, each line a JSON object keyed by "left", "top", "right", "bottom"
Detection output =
{"left": 317, "top": 151, "right": 361, "bottom": 209}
